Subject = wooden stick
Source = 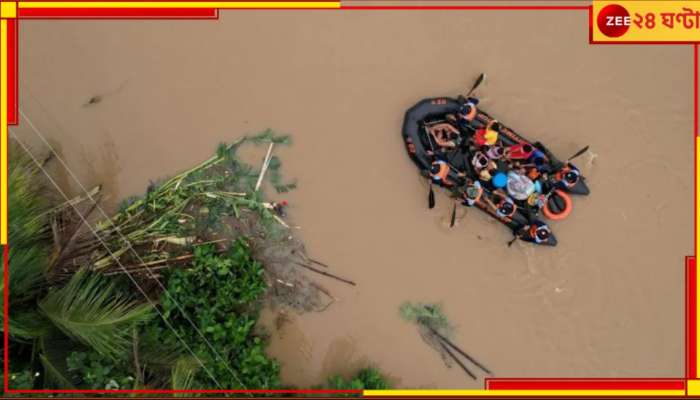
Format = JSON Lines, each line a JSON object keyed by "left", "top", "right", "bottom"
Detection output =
{"left": 293, "top": 261, "right": 356, "bottom": 286}
{"left": 428, "top": 327, "right": 492, "bottom": 375}
{"left": 310, "top": 258, "right": 330, "bottom": 269}
{"left": 437, "top": 340, "right": 476, "bottom": 380}
{"left": 255, "top": 142, "right": 274, "bottom": 192}
{"left": 310, "top": 281, "right": 338, "bottom": 301}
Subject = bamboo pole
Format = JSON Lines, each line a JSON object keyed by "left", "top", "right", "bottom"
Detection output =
{"left": 437, "top": 340, "right": 477, "bottom": 380}
{"left": 293, "top": 262, "right": 356, "bottom": 286}
{"left": 255, "top": 143, "right": 274, "bottom": 192}
{"left": 428, "top": 326, "right": 492, "bottom": 375}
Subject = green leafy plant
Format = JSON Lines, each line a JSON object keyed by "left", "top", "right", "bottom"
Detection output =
{"left": 7, "top": 370, "right": 37, "bottom": 390}
{"left": 399, "top": 302, "right": 450, "bottom": 332}
{"left": 325, "top": 368, "right": 392, "bottom": 394}
{"left": 144, "top": 240, "right": 280, "bottom": 389}
{"left": 66, "top": 351, "right": 134, "bottom": 390}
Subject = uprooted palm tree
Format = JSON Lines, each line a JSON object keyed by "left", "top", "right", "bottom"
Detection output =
{"left": 399, "top": 302, "right": 492, "bottom": 380}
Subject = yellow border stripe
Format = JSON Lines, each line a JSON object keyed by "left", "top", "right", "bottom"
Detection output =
{"left": 19, "top": 2, "right": 339, "bottom": 9}
{"left": 364, "top": 390, "right": 686, "bottom": 397}
{"left": 1, "top": 20, "right": 7, "bottom": 246}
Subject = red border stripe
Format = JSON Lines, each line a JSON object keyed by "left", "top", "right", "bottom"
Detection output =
{"left": 688, "top": 257, "right": 697, "bottom": 379}
{"left": 341, "top": 5, "right": 588, "bottom": 10}
{"left": 695, "top": 44, "right": 699, "bottom": 138}
{"left": 10, "top": 389, "right": 362, "bottom": 394}
{"left": 3, "top": 3, "right": 698, "bottom": 395}
{"left": 6, "top": 20, "right": 17, "bottom": 126}
{"left": 486, "top": 379, "right": 686, "bottom": 391}
{"left": 17, "top": 8, "right": 218, "bottom": 19}
{"left": 3, "top": 245, "right": 8, "bottom": 392}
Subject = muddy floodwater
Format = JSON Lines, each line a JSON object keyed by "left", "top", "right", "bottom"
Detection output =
{"left": 16, "top": 9, "right": 692, "bottom": 388}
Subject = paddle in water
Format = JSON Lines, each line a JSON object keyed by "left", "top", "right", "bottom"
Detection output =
{"left": 567, "top": 145, "right": 589, "bottom": 162}
{"left": 466, "top": 73, "right": 485, "bottom": 97}
{"left": 450, "top": 200, "right": 457, "bottom": 227}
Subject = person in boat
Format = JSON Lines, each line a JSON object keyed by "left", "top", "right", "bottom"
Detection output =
{"left": 516, "top": 222, "right": 552, "bottom": 244}
{"left": 472, "top": 151, "right": 498, "bottom": 182}
{"left": 474, "top": 120, "right": 501, "bottom": 147}
{"left": 425, "top": 122, "right": 460, "bottom": 154}
{"left": 485, "top": 190, "right": 517, "bottom": 219}
{"left": 554, "top": 165, "right": 581, "bottom": 189}
{"left": 505, "top": 142, "right": 535, "bottom": 160}
{"left": 430, "top": 159, "right": 465, "bottom": 187}
{"left": 460, "top": 179, "right": 483, "bottom": 207}
{"left": 454, "top": 97, "right": 479, "bottom": 129}
{"left": 486, "top": 145, "right": 505, "bottom": 160}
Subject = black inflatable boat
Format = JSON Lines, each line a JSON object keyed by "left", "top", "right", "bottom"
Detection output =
{"left": 401, "top": 96, "right": 589, "bottom": 246}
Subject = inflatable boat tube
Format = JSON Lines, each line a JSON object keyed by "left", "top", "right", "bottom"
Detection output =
{"left": 402, "top": 98, "right": 463, "bottom": 187}
{"left": 472, "top": 188, "right": 558, "bottom": 246}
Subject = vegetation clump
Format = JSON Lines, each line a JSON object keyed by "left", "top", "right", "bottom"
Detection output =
{"left": 400, "top": 302, "right": 491, "bottom": 381}
{"left": 3, "top": 133, "right": 313, "bottom": 390}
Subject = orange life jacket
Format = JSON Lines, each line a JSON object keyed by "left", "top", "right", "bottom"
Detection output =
{"left": 432, "top": 161, "right": 449, "bottom": 181}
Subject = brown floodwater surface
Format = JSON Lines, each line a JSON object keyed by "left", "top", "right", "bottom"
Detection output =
{"left": 17, "top": 9, "right": 692, "bottom": 388}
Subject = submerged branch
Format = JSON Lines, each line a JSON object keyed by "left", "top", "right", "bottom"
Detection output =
{"left": 293, "top": 261, "right": 356, "bottom": 286}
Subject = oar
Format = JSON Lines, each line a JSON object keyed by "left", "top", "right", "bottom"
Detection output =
{"left": 466, "top": 73, "right": 485, "bottom": 97}
{"left": 566, "top": 145, "right": 589, "bottom": 163}
{"left": 450, "top": 199, "right": 457, "bottom": 228}
{"left": 507, "top": 235, "right": 518, "bottom": 247}
{"left": 425, "top": 125, "right": 438, "bottom": 209}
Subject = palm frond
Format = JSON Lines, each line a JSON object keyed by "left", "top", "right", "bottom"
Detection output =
{"left": 8, "top": 311, "right": 51, "bottom": 341}
{"left": 38, "top": 269, "right": 154, "bottom": 360}
{"left": 171, "top": 357, "right": 200, "bottom": 393}
{"left": 5, "top": 142, "right": 50, "bottom": 306}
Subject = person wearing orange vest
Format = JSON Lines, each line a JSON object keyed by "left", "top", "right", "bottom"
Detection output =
{"left": 523, "top": 222, "right": 551, "bottom": 244}
{"left": 461, "top": 179, "right": 483, "bottom": 207}
{"left": 429, "top": 160, "right": 464, "bottom": 187}
{"left": 458, "top": 99, "right": 478, "bottom": 121}
{"left": 555, "top": 165, "right": 581, "bottom": 189}
{"left": 484, "top": 190, "right": 517, "bottom": 219}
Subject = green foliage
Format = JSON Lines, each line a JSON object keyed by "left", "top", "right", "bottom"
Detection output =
{"left": 8, "top": 369, "right": 37, "bottom": 390}
{"left": 4, "top": 143, "right": 51, "bottom": 341}
{"left": 325, "top": 368, "right": 391, "bottom": 393}
{"left": 171, "top": 357, "right": 200, "bottom": 392}
{"left": 89, "top": 132, "right": 296, "bottom": 273}
{"left": 39, "top": 269, "right": 154, "bottom": 360}
{"left": 6, "top": 136, "right": 293, "bottom": 390}
{"left": 248, "top": 129, "right": 291, "bottom": 145}
{"left": 144, "top": 240, "right": 280, "bottom": 389}
{"left": 399, "top": 302, "right": 450, "bottom": 333}
{"left": 66, "top": 351, "right": 134, "bottom": 390}
{"left": 267, "top": 156, "right": 297, "bottom": 194}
